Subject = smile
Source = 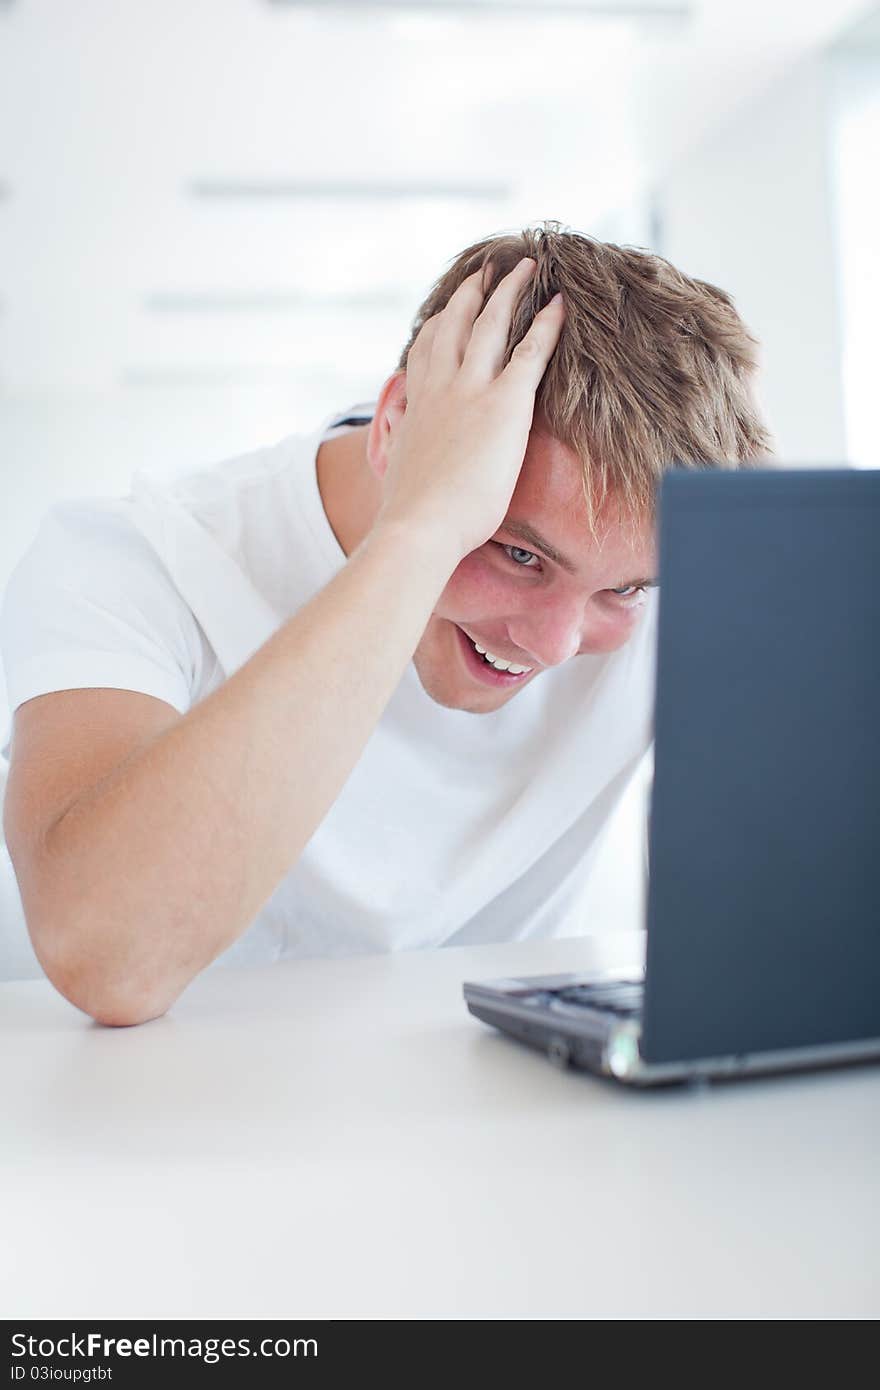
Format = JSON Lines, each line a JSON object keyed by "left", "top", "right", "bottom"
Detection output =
{"left": 455, "top": 626, "right": 535, "bottom": 687}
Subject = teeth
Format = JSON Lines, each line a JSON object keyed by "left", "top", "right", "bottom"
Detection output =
{"left": 468, "top": 636, "right": 532, "bottom": 675}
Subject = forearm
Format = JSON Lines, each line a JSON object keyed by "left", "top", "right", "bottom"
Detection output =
{"left": 39, "top": 521, "right": 456, "bottom": 1023}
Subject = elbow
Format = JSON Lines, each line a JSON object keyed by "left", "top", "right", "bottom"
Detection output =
{"left": 29, "top": 920, "right": 174, "bottom": 1027}
{"left": 83, "top": 993, "right": 170, "bottom": 1029}
{"left": 58, "top": 960, "right": 172, "bottom": 1028}
{"left": 62, "top": 967, "right": 173, "bottom": 1028}
{"left": 12, "top": 837, "right": 182, "bottom": 1027}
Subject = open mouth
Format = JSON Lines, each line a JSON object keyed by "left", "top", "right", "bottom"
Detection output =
{"left": 454, "top": 625, "right": 535, "bottom": 687}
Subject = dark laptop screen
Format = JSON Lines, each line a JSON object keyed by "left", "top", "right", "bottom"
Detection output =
{"left": 642, "top": 469, "right": 880, "bottom": 1064}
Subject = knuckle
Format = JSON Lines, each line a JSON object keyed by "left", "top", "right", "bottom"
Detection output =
{"left": 512, "top": 334, "right": 541, "bottom": 361}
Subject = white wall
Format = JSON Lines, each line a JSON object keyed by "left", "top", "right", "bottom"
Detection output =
{"left": 655, "top": 55, "right": 848, "bottom": 465}
{"left": 831, "top": 45, "right": 880, "bottom": 469}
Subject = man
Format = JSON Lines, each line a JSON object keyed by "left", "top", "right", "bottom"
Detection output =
{"left": 0, "top": 225, "right": 771, "bottom": 1026}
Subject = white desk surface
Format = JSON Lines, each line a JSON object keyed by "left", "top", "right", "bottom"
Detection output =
{"left": 1, "top": 931, "right": 878, "bottom": 1320}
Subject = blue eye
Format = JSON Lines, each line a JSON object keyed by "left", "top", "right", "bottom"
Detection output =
{"left": 610, "top": 584, "right": 646, "bottom": 598}
{"left": 502, "top": 545, "right": 540, "bottom": 568}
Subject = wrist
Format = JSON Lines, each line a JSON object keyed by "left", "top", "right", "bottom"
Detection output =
{"left": 366, "top": 512, "right": 464, "bottom": 581}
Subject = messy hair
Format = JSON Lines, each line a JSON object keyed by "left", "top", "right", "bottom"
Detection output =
{"left": 397, "top": 222, "right": 773, "bottom": 527}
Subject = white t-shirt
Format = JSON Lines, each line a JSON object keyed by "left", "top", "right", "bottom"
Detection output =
{"left": 0, "top": 407, "right": 657, "bottom": 968}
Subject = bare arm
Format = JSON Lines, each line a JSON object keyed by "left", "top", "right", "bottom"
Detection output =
{"left": 5, "top": 257, "right": 564, "bottom": 1025}
{"left": 8, "top": 522, "right": 454, "bottom": 1025}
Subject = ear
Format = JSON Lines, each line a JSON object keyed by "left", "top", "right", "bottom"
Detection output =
{"left": 366, "top": 371, "right": 407, "bottom": 482}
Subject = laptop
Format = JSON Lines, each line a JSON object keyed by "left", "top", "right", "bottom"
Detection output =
{"left": 464, "top": 468, "right": 880, "bottom": 1086}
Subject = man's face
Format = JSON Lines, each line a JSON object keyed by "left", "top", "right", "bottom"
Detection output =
{"left": 412, "top": 424, "right": 656, "bottom": 714}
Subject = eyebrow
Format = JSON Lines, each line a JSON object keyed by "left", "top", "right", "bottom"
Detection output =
{"left": 499, "top": 520, "right": 656, "bottom": 588}
{"left": 500, "top": 521, "right": 579, "bottom": 573}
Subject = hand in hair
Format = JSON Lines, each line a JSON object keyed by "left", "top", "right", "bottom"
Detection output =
{"left": 375, "top": 256, "right": 565, "bottom": 564}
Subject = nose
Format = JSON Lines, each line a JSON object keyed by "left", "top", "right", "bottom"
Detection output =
{"left": 508, "top": 592, "right": 585, "bottom": 668}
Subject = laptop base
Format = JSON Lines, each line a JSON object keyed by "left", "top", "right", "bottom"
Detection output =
{"left": 464, "top": 976, "right": 880, "bottom": 1088}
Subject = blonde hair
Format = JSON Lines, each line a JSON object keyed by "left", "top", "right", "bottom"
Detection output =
{"left": 397, "top": 223, "right": 773, "bottom": 527}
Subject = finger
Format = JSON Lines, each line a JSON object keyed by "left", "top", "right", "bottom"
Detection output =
{"left": 428, "top": 265, "right": 496, "bottom": 373}
{"left": 405, "top": 311, "right": 441, "bottom": 395}
{"left": 498, "top": 292, "right": 566, "bottom": 394}
{"left": 461, "top": 256, "right": 538, "bottom": 380}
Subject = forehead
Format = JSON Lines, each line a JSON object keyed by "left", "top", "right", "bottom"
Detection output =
{"left": 508, "top": 425, "right": 654, "bottom": 565}
{"left": 514, "top": 424, "right": 587, "bottom": 516}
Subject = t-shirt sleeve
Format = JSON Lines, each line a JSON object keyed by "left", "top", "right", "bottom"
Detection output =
{"left": 0, "top": 497, "right": 203, "bottom": 761}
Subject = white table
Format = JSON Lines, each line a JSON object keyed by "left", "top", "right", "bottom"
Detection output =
{"left": 2, "top": 932, "right": 878, "bottom": 1320}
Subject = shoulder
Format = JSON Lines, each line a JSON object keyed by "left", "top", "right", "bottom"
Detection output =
{"left": 3, "top": 494, "right": 201, "bottom": 639}
{"left": 0, "top": 495, "right": 212, "bottom": 754}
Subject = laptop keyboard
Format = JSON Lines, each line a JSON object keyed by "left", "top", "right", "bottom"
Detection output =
{"left": 553, "top": 979, "right": 644, "bottom": 1018}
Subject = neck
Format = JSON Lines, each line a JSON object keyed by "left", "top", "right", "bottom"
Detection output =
{"left": 315, "top": 424, "right": 380, "bottom": 557}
